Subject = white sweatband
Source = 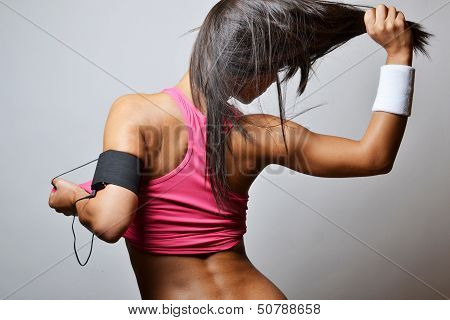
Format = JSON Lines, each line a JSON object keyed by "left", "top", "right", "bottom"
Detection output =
{"left": 372, "top": 64, "right": 416, "bottom": 117}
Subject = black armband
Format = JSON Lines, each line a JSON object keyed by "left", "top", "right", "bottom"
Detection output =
{"left": 91, "top": 150, "right": 143, "bottom": 195}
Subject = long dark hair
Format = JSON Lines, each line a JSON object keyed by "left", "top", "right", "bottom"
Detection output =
{"left": 187, "top": 0, "right": 432, "bottom": 209}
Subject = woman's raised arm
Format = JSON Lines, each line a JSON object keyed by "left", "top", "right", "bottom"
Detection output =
{"left": 241, "top": 5, "right": 414, "bottom": 178}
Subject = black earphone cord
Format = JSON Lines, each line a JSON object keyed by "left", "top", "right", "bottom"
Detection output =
{"left": 52, "top": 158, "right": 98, "bottom": 267}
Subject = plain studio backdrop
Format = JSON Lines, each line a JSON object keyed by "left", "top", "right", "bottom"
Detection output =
{"left": 1, "top": 0, "right": 449, "bottom": 300}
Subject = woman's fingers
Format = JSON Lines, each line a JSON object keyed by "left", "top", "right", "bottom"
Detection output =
{"left": 395, "top": 11, "right": 406, "bottom": 29}
{"left": 48, "top": 188, "right": 58, "bottom": 208}
{"left": 364, "top": 8, "right": 377, "bottom": 37}
{"left": 386, "top": 6, "right": 397, "bottom": 29}
{"left": 52, "top": 178, "right": 60, "bottom": 188}
{"left": 375, "top": 4, "right": 388, "bottom": 26}
{"left": 384, "top": 6, "right": 397, "bottom": 32}
{"left": 48, "top": 178, "right": 72, "bottom": 209}
{"left": 396, "top": 11, "right": 405, "bottom": 21}
{"left": 364, "top": 8, "right": 376, "bottom": 31}
{"left": 386, "top": 6, "right": 397, "bottom": 21}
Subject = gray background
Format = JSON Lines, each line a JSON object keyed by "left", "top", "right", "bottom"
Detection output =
{"left": 1, "top": 0, "right": 449, "bottom": 299}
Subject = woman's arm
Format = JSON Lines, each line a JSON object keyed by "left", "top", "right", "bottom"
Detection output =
{"left": 240, "top": 5, "right": 413, "bottom": 178}
{"left": 284, "top": 110, "right": 407, "bottom": 177}
{"left": 239, "top": 110, "right": 405, "bottom": 178}
{"left": 77, "top": 95, "right": 150, "bottom": 243}
{"left": 50, "top": 95, "right": 152, "bottom": 243}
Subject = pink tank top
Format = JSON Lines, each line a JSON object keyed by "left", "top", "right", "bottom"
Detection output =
{"left": 118, "top": 87, "right": 249, "bottom": 254}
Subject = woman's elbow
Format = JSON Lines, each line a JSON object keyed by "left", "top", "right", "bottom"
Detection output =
{"left": 94, "top": 219, "right": 126, "bottom": 243}
{"left": 376, "top": 162, "right": 394, "bottom": 175}
{"left": 367, "top": 155, "right": 395, "bottom": 175}
{"left": 79, "top": 211, "right": 125, "bottom": 244}
{"left": 95, "top": 226, "right": 123, "bottom": 243}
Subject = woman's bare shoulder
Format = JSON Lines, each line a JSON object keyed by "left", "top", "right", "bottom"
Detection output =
{"left": 232, "top": 113, "right": 300, "bottom": 147}
{"left": 229, "top": 113, "right": 309, "bottom": 172}
{"left": 110, "top": 92, "right": 183, "bottom": 127}
{"left": 238, "top": 113, "right": 304, "bottom": 129}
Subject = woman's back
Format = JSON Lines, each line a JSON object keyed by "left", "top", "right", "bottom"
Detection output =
{"left": 124, "top": 87, "right": 249, "bottom": 255}
{"left": 121, "top": 83, "right": 287, "bottom": 299}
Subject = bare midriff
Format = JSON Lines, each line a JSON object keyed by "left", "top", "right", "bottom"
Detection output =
{"left": 125, "top": 239, "right": 287, "bottom": 300}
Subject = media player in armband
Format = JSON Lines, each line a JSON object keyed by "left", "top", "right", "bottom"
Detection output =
{"left": 372, "top": 64, "right": 416, "bottom": 117}
{"left": 90, "top": 149, "right": 143, "bottom": 195}
{"left": 71, "top": 150, "right": 143, "bottom": 205}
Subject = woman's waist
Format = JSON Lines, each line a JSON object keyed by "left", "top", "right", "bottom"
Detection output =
{"left": 126, "top": 239, "right": 253, "bottom": 297}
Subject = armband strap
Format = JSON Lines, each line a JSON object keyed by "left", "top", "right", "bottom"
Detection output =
{"left": 372, "top": 64, "right": 416, "bottom": 117}
{"left": 91, "top": 150, "right": 143, "bottom": 195}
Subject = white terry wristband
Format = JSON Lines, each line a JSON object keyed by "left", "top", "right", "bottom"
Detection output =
{"left": 372, "top": 64, "right": 416, "bottom": 117}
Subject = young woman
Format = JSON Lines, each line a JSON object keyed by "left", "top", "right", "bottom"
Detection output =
{"left": 49, "top": 1, "right": 430, "bottom": 299}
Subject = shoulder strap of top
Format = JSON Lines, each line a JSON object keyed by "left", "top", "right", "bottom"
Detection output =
{"left": 170, "top": 87, "right": 207, "bottom": 119}
{"left": 161, "top": 87, "right": 192, "bottom": 123}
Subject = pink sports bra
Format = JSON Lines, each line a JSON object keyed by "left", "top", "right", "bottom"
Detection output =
{"left": 80, "top": 87, "right": 249, "bottom": 255}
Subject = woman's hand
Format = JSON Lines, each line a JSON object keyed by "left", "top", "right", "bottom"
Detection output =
{"left": 364, "top": 4, "right": 413, "bottom": 65}
{"left": 48, "top": 178, "right": 89, "bottom": 216}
